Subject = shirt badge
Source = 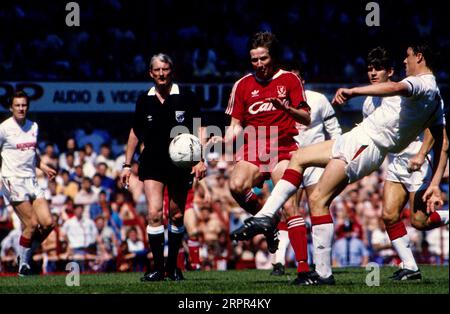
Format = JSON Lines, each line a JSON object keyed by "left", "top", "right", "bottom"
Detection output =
{"left": 175, "top": 111, "right": 185, "bottom": 123}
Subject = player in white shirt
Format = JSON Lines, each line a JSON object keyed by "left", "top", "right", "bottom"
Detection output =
{"left": 231, "top": 43, "right": 448, "bottom": 285}
{"left": 361, "top": 47, "right": 447, "bottom": 280}
{"left": 0, "top": 91, "right": 57, "bottom": 276}
{"left": 270, "top": 65, "right": 342, "bottom": 277}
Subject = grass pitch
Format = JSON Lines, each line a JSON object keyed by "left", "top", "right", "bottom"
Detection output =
{"left": 0, "top": 265, "right": 447, "bottom": 294}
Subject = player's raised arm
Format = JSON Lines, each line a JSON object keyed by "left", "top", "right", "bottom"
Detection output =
{"left": 333, "top": 82, "right": 410, "bottom": 105}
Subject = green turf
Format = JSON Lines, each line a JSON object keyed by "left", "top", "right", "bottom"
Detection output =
{"left": 0, "top": 265, "right": 448, "bottom": 294}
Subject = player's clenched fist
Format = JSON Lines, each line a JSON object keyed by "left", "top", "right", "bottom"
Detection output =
{"left": 332, "top": 88, "right": 353, "bottom": 105}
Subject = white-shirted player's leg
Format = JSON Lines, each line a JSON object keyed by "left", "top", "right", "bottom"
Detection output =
{"left": 255, "top": 140, "right": 334, "bottom": 219}
{"left": 271, "top": 160, "right": 310, "bottom": 273}
{"left": 382, "top": 181, "right": 418, "bottom": 271}
{"left": 13, "top": 201, "right": 38, "bottom": 269}
{"left": 308, "top": 159, "right": 348, "bottom": 279}
{"left": 32, "top": 198, "right": 56, "bottom": 247}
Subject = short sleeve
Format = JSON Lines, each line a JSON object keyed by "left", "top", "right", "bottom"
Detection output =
{"left": 322, "top": 95, "right": 342, "bottom": 139}
{"left": 288, "top": 72, "right": 307, "bottom": 109}
{"left": 401, "top": 76, "right": 425, "bottom": 98}
{"left": 132, "top": 94, "right": 145, "bottom": 141}
{"left": 431, "top": 92, "right": 445, "bottom": 127}
{"left": 225, "top": 81, "right": 245, "bottom": 121}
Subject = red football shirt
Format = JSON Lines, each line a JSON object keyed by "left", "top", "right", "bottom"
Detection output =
{"left": 225, "top": 69, "right": 307, "bottom": 147}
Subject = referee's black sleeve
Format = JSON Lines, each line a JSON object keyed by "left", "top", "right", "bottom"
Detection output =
{"left": 132, "top": 94, "right": 145, "bottom": 141}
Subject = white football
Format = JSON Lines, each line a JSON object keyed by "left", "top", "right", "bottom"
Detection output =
{"left": 169, "top": 133, "right": 202, "bottom": 169}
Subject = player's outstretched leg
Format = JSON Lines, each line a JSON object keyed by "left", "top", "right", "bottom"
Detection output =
{"left": 230, "top": 214, "right": 280, "bottom": 241}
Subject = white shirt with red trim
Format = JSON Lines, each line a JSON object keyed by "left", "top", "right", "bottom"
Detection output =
{"left": 0, "top": 117, "right": 38, "bottom": 178}
{"left": 360, "top": 74, "right": 444, "bottom": 153}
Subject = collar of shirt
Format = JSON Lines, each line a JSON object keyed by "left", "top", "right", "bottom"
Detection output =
{"left": 148, "top": 83, "right": 180, "bottom": 96}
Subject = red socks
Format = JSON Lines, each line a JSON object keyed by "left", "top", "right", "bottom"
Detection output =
{"left": 287, "top": 215, "right": 309, "bottom": 273}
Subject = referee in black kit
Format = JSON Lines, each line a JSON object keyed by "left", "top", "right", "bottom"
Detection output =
{"left": 120, "top": 53, "right": 206, "bottom": 281}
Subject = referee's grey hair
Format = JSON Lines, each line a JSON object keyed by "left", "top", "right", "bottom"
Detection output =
{"left": 149, "top": 53, "right": 174, "bottom": 70}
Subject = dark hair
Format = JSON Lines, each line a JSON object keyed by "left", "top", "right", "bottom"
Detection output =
{"left": 248, "top": 31, "right": 281, "bottom": 61}
{"left": 409, "top": 42, "right": 436, "bottom": 71}
{"left": 9, "top": 90, "right": 29, "bottom": 107}
{"left": 367, "top": 47, "right": 393, "bottom": 70}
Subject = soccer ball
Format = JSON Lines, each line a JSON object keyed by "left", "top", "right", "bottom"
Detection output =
{"left": 169, "top": 133, "right": 202, "bottom": 169}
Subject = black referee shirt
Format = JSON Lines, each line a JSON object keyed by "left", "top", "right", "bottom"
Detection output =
{"left": 132, "top": 84, "right": 202, "bottom": 159}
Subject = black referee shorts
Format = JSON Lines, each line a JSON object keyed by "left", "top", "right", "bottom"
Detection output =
{"left": 138, "top": 150, "right": 193, "bottom": 191}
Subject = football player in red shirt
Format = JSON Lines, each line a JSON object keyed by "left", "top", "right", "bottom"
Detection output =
{"left": 211, "top": 32, "right": 312, "bottom": 283}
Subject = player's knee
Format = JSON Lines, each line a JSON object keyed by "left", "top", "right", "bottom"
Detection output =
{"left": 382, "top": 210, "right": 400, "bottom": 226}
{"left": 229, "top": 177, "right": 247, "bottom": 195}
{"left": 25, "top": 221, "right": 39, "bottom": 234}
{"left": 41, "top": 221, "right": 56, "bottom": 234}
{"left": 308, "top": 190, "right": 324, "bottom": 212}
{"left": 170, "top": 211, "right": 184, "bottom": 226}
{"left": 282, "top": 202, "right": 297, "bottom": 218}
{"left": 410, "top": 215, "right": 427, "bottom": 231}
{"left": 148, "top": 208, "right": 163, "bottom": 224}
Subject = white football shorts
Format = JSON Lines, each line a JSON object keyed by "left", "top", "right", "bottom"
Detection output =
{"left": 331, "top": 126, "right": 386, "bottom": 183}
{"left": 1, "top": 176, "right": 46, "bottom": 204}
{"left": 301, "top": 166, "right": 324, "bottom": 188}
{"left": 386, "top": 152, "right": 433, "bottom": 192}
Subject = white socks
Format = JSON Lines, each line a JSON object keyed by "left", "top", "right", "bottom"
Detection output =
{"left": 255, "top": 180, "right": 298, "bottom": 218}
{"left": 391, "top": 234, "right": 418, "bottom": 271}
{"left": 19, "top": 246, "right": 32, "bottom": 268}
{"left": 271, "top": 230, "right": 290, "bottom": 265}
{"left": 312, "top": 223, "right": 334, "bottom": 278}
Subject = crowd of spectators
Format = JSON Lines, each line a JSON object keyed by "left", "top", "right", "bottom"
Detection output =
{"left": 1, "top": 0, "right": 448, "bottom": 84}
{"left": 0, "top": 128, "right": 448, "bottom": 275}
